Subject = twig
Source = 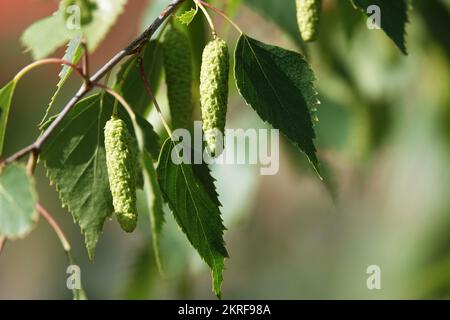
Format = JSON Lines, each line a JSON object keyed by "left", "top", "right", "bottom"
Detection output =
{"left": 2, "top": 0, "right": 186, "bottom": 166}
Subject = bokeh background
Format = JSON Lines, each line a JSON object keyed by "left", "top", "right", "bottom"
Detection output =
{"left": 0, "top": 0, "right": 449, "bottom": 299}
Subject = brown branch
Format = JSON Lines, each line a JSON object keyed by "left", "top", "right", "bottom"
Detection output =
{"left": 1, "top": 0, "right": 186, "bottom": 166}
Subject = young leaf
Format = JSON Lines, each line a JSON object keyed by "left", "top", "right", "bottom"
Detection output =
{"left": 40, "top": 93, "right": 159, "bottom": 258}
{"left": 0, "top": 81, "right": 17, "bottom": 156}
{"left": 0, "top": 164, "right": 38, "bottom": 239}
{"left": 21, "top": 15, "right": 74, "bottom": 60}
{"left": 157, "top": 138, "right": 228, "bottom": 297}
{"left": 234, "top": 34, "right": 320, "bottom": 174}
{"left": 39, "top": 36, "right": 83, "bottom": 127}
{"left": 177, "top": 8, "right": 198, "bottom": 26}
{"left": 21, "top": 0, "right": 126, "bottom": 60}
{"left": 113, "top": 41, "right": 163, "bottom": 116}
{"left": 351, "top": 0, "right": 409, "bottom": 54}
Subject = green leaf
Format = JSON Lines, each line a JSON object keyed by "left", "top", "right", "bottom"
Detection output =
{"left": 0, "top": 164, "right": 38, "bottom": 239}
{"left": 21, "top": 15, "right": 74, "bottom": 60}
{"left": 177, "top": 8, "right": 198, "bottom": 26}
{"left": 0, "top": 81, "right": 17, "bottom": 156}
{"left": 40, "top": 93, "right": 159, "bottom": 258}
{"left": 21, "top": 0, "right": 126, "bottom": 60}
{"left": 157, "top": 138, "right": 228, "bottom": 297}
{"left": 234, "top": 34, "right": 320, "bottom": 174}
{"left": 113, "top": 40, "right": 164, "bottom": 116}
{"left": 351, "top": 0, "right": 409, "bottom": 54}
{"left": 39, "top": 36, "right": 84, "bottom": 127}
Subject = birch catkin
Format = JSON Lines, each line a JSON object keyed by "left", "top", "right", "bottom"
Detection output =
{"left": 104, "top": 116, "right": 138, "bottom": 233}
{"left": 162, "top": 25, "right": 193, "bottom": 130}
{"left": 200, "top": 37, "right": 229, "bottom": 156}
{"left": 296, "top": 0, "right": 322, "bottom": 42}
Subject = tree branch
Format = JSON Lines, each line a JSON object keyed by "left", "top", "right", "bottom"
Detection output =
{"left": 2, "top": 0, "right": 186, "bottom": 166}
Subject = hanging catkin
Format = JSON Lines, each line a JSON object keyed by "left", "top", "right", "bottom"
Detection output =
{"left": 296, "top": 0, "right": 322, "bottom": 42}
{"left": 200, "top": 37, "right": 229, "bottom": 156}
{"left": 104, "top": 116, "right": 138, "bottom": 233}
{"left": 162, "top": 25, "right": 193, "bottom": 130}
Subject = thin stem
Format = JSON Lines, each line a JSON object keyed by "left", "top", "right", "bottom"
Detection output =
{"left": 195, "top": 0, "right": 216, "bottom": 35}
{"left": 137, "top": 57, "right": 173, "bottom": 137}
{"left": 37, "top": 203, "right": 71, "bottom": 252}
{"left": 81, "top": 41, "right": 90, "bottom": 84}
{"left": 96, "top": 84, "right": 149, "bottom": 149}
{"left": 0, "top": 236, "right": 6, "bottom": 256}
{"left": 2, "top": 0, "right": 186, "bottom": 166}
{"left": 26, "top": 149, "right": 38, "bottom": 175}
{"left": 197, "top": 0, "right": 243, "bottom": 34}
{"left": 13, "top": 58, "right": 85, "bottom": 83}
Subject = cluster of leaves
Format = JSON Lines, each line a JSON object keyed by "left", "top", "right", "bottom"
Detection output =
{"left": 0, "top": 0, "right": 411, "bottom": 298}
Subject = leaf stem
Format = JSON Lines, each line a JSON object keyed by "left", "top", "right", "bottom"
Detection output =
{"left": 0, "top": 236, "right": 6, "bottom": 256}
{"left": 26, "top": 148, "right": 38, "bottom": 175}
{"left": 80, "top": 40, "right": 91, "bottom": 85}
{"left": 37, "top": 203, "right": 71, "bottom": 252}
{"left": 13, "top": 58, "right": 86, "bottom": 83}
{"left": 137, "top": 57, "right": 173, "bottom": 137}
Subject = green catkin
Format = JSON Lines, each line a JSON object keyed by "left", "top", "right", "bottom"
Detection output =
{"left": 162, "top": 25, "right": 193, "bottom": 130}
{"left": 104, "top": 117, "right": 138, "bottom": 233}
{"left": 200, "top": 37, "right": 229, "bottom": 156}
{"left": 296, "top": 0, "right": 322, "bottom": 42}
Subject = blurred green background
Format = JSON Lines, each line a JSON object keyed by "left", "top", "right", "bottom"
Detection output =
{"left": 0, "top": 0, "right": 449, "bottom": 299}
